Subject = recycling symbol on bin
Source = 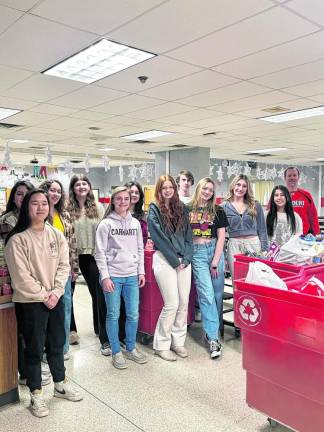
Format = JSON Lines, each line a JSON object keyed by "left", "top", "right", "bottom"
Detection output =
{"left": 237, "top": 296, "right": 261, "bottom": 326}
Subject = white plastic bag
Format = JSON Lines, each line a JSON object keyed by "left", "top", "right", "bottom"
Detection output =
{"left": 245, "top": 261, "right": 288, "bottom": 290}
{"left": 276, "top": 235, "right": 318, "bottom": 265}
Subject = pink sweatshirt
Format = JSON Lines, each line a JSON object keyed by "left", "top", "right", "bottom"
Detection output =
{"left": 95, "top": 211, "right": 144, "bottom": 280}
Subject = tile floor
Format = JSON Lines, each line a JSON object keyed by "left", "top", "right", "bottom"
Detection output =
{"left": 0, "top": 282, "right": 293, "bottom": 432}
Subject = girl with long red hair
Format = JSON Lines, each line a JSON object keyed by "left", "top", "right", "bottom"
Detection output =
{"left": 148, "top": 175, "right": 192, "bottom": 362}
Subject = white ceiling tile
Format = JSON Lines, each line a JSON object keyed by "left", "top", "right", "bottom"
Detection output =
{"left": 90, "top": 95, "right": 164, "bottom": 115}
{"left": 3, "top": 74, "right": 84, "bottom": 102}
{"left": 284, "top": 79, "right": 324, "bottom": 97}
{"left": 33, "top": 0, "right": 164, "bottom": 35}
{"left": 49, "top": 86, "right": 127, "bottom": 109}
{"left": 182, "top": 114, "right": 248, "bottom": 129}
{"left": 0, "top": 96, "right": 38, "bottom": 110}
{"left": 167, "top": 8, "right": 319, "bottom": 67}
{"left": 306, "top": 94, "right": 324, "bottom": 104}
{"left": 209, "top": 90, "right": 296, "bottom": 113}
{"left": 159, "top": 109, "right": 220, "bottom": 125}
{"left": 213, "top": 31, "right": 324, "bottom": 80}
{"left": 0, "top": 1, "right": 40, "bottom": 11}
{"left": 287, "top": 0, "right": 324, "bottom": 27}
{"left": 0, "top": 14, "right": 96, "bottom": 71}
{"left": 127, "top": 102, "right": 194, "bottom": 121}
{"left": 251, "top": 59, "right": 324, "bottom": 89}
{"left": 29, "top": 104, "right": 79, "bottom": 116}
{"left": 39, "top": 117, "right": 91, "bottom": 131}
{"left": 4, "top": 111, "right": 59, "bottom": 126}
{"left": 139, "top": 70, "right": 238, "bottom": 101}
{"left": 0, "top": 5, "right": 23, "bottom": 33}
{"left": 180, "top": 82, "right": 270, "bottom": 107}
{"left": 97, "top": 56, "right": 201, "bottom": 93}
{"left": 0, "top": 66, "right": 34, "bottom": 92}
{"left": 109, "top": 0, "right": 273, "bottom": 53}
{"left": 68, "top": 111, "right": 114, "bottom": 122}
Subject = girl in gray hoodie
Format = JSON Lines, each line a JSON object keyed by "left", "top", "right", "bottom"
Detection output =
{"left": 95, "top": 186, "right": 147, "bottom": 370}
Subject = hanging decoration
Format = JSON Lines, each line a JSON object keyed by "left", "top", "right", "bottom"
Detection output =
{"left": 119, "top": 165, "right": 124, "bottom": 182}
{"left": 102, "top": 155, "right": 110, "bottom": 172}
{"left": 128, "top": 164, "right": 137, "bottom": 180}
{"left": 216, "top": 165, "right": 223, "bottom": 183}
{"left": 299, "top": 171, "right": 308, "bottom": 185}
{"left": 3, "top": 142, "right": 12, "bottom": 169}
{"left": 64, "top": 161, "right": 74, "bottom": 177}
{"left": 127, "top": 162, "right": 154, "bottom": 182}
{"left": 45, "top": 146, "right": 53, "bottom": 165}
{"left": 209, "top": 165, "right": 214, "bottom": 176}
{"left": 243, "top": 163, "right": 251, "bottom": 177}
{"left": 84, "top": 154, "right": 90, "bottom": 173}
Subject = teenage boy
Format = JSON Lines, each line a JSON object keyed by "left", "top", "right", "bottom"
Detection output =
{"left": 176, "top": 170, "right": 194, "bottom": 204}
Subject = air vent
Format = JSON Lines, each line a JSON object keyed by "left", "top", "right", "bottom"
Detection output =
{"left": 30, "top": 146, "right": 45, "bottom": 150}
{"left": 133, "top": 140, "right": 152, "bottom": 144}
{"left": 203, "top": 131, "right": 216, "bottom": 136}
{"left": 170, "top": 144, "right": 189, "bottom": 148}
{"left": 70, "top": 159, "right": 82, "bottom": 164}
{"left": 261, "top": 106, "right": 289, "bottom": 114}
{"left": 89, "top": 134, "right": 111, "bottom": 141}
{"left": 30, "top": 157, "right": 39, "bottom": 164}
{"left": 0, "top": 122, "right": 21, "bottom": 129}
{"left": 258, "top": 153, "right": 273, "bottom": 157}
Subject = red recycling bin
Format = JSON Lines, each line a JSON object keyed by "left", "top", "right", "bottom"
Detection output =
{"left": 138, "top": 250, "right": 196, "bottom": 337}
{"left": 234, "top": 258, "right": 324, "bottom": 432}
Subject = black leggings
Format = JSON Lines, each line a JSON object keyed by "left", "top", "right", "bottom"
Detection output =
{"left": 70, "top": 254, "right": 108, "bottom": 345}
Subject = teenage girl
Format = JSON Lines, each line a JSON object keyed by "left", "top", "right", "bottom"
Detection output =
{"left": 222, "top": 174, "right": 268, "bottom": 277}
{"left": 40, "top": 179, "right": 79, "bottom": 360}
{"left": 266, "top": 185, "right": 303, "bottom": 246}
{"left": 188, "top": 178, "right": 228, "bottom": 359}
{"left": 95, "top": 186, "right": 147, "bottom": 370}
{"left": 68, "top": 174, "right": 110, "bottom": 355}
{"left": 5, "top": 189, "right": 82, "bottom": 418}
{"left": 148, "top": 175, "right": 192, "bottom": 362}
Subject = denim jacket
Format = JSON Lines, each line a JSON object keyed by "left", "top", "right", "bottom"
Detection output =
{"left": 222, "top": 201, "right": 268, "bottom": 251}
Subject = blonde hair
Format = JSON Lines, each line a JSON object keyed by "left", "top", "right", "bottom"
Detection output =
{"left": 189, "top": 177, "right": 219, "bottom": 216}
{"left": 104, "top": 186, "right": 131, "bottom": 217}
{"left": 226, "top": 174, "right": 257, "bottom": 217}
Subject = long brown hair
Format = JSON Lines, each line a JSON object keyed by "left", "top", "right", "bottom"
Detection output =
{"left": 154, "top": 174, "right": 185, "bottom": 232}
{"left": 226, "top": 174, "right": 257, "bottom": 217}
{"left": 68, "top": 174, "right": 100, "bottom": 220}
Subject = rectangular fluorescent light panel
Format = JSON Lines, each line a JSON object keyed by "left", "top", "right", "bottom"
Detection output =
{"left": 98, "top": 147, "right": 115, "bottom": 152}
{"left": 0, "top": 107, "right": 21, "bottom": 121}
{"left": 259, "top": 106, "right": 324, "bottom": 123}
{"left": 121, "top": 130, "right": 173, "bottom": 140}
{"left": 43, "top": 39, "right": 156, "bottom": 84}
{"left": 246, "top": 147, "right": 288, "bottom": 154}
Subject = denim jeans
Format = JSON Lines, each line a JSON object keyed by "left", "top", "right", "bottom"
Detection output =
{"left": 63, "top": 276, "right": 72, "bottom": 354}
{"left": 103, "top": 276, "right": 139, "bottom": 355}
{"left": 192, "top": 240, "right": 225, "bottom": 340}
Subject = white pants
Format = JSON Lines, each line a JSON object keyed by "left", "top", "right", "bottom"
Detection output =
{"left": 227, "top": 237, "right": 261, "bottom": 277}
{"left": 153, "top": 251, "right": 192, "bottom": 350}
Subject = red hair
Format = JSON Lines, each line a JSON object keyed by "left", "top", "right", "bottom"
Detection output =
{"left": 154, "top": 174, "right": 185, "bottom": 232}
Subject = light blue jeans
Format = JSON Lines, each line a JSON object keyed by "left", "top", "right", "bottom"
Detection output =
{"left": 103, "top": 276, "right": 139, "bottom": 355}
{"left": 63, "top": 276, "right": 72, "bottom": 354}
{"left": 192, "top": 240, "right": 225, "bottom": 340}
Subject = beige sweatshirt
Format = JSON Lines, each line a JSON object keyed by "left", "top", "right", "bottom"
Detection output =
{"left": 4, "top": 224, "right": 70, "bottom": 303}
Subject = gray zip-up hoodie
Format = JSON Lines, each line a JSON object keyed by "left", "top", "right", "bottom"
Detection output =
{"left": 95, "top": 211, "right": 144, "bottom": 280}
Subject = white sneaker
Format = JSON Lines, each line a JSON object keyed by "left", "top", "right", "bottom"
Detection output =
{"left": 54, "top": 378, "right": 83, "bottom": 402}
{"left": 100, "top": 342, "right": 112, "bottom": 356}
{"left": 30, "top": 390, "right": 49, "bottom": 417}
{"left": 124, "top": 348, "right": 148, "bottom": 364}
{"left": 64, "top": 352, "right": 71, "bottom": 361}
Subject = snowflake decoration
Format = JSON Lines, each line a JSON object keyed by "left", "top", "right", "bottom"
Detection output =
{"left": 243, "top": 164, "right": 251, "bottom": 177}
{"left": 45, "top": 146, "right": 53, "bottom": 165}
{"left": 276, "top": 167, "right": 285, "bottom": 179}
{"left": 209, "top": 165, "right": 214, "bottom": 176}
{"left": 84, "top": 154, "right": 90, "bottom": 173}
{"left": 119, "top": 165, "right": 124, "bottom": 182}
{"left": 128, "top": 164, "right": 137, "bottom": 180}
{"left": 256, "top": 167, "right": 262, "bottom": 180}
{"left": 102, "top": 155, "right": 110, "bottom": 172}
{"left": 299, "top": 171, "right": 307, "bottom": 185}
{"left": 64, "top": 161, "right": 74, "bottom": 177}
{"left": 3, "top": 142, "right": 12, "bottom": 169}
{"left": 216, "top": 165, "right": 223, "bottom": 183}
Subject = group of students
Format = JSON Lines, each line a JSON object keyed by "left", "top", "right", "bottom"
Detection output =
{"left": 0, "top": 165, "right": 318, "bottom": 418}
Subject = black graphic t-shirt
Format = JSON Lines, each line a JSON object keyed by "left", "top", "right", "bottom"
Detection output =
{"left": 188, "top": 207, "right": 228, "bottom": 239}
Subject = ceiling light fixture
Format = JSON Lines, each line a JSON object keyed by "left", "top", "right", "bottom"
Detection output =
{"left": 246, "top": 147, "right": 288, "bottom": 154}
{"left": 9, "top": 139, "right": 29, "bottom": 144}
{"left": 0, "top": 107, "right": 21, "bottom": 121}
{"left": 259, "top": 105, "right": 324, "bottom": 123}
{"left": 98, "top": 147, "right": 115, "bottom": 152}
{"left": 121, "top": 130, "right": 173, "bottom": 140}
{"left": 43, "top": 39, "right": 156, "bottom": 84}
